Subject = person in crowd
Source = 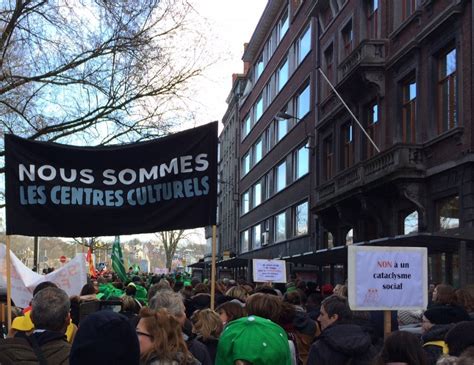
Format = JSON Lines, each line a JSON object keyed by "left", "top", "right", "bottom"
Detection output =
{"left": 149, "top": 289, "right": 212, "bottom": 365}
{"left": 246, "top": 293, "right": 282, "bottom": 323}
{"left": 332, "top": 284, "right": 347, "bottom": 298}
{"left": 444, "top": 321, "right": 474, "bottom": 357}
{"left": 0, "top": 287, "right": 71, "bottom": 364}
{"left": 320, "top": 284, "right": 334, "bottom": 298}
{"left": 305, "top": 292, "right": 323, "bottom": 320}
{"left": 430, "top": 285, "right": 470, "bottom": 322}
{"left": 457, "top": 347, "right": 474, "bottom": 365}
{"left": 120, "top": 294, "right": 142, "bottom": 319}
{"left": 373, "top": 330, "right": 428, "bottom": 365}
{"left": 191, "top": 308, "right": 223, "bottom": 363}
{"left": 138, "top": 307, "right": 199, "bottom": 365}
{"left": 80, "top": 283, "right": 98, "bottom": 296}
{"left": 307, "top": 294, "right": 377, "bottom": 365}
{"left": 421, "top": 306, "right": 465, "bottom": 365}
{"left": 216, "top": 301, "right": 246, "bottom": 326}
{"left": 216, "top": 315, "right": 292, "bottom": 365}
{"left": 454, "top": 288, "right": 474, "bottom": 318}
{"left": 70, "top": 310, "right": 140, "bottom": 365}
{"left": 226, "top": 285, "right": 248, "bottom": 303}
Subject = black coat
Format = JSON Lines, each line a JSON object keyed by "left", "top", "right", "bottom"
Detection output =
{"left": 307, "top": 323, "right": 377, "bottom": 365}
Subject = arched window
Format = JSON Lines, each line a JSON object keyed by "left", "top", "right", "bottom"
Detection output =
{"left": 346, "top": 228, "right": 354, "bottom": 245}
{"left": 404, "top": 211, "right": 418, "bottom": 234}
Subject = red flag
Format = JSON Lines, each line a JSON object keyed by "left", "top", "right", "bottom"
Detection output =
{"left": 86, "top": 247, "right": 96, "bottom": 277}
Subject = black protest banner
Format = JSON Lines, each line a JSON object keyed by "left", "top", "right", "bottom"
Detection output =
{"left": 5, "top": 122, "right": 218, "bottom": 237}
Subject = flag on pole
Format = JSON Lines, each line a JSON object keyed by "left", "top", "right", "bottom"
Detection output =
{"left": 111, "top": 236, "right": 127, "bottom": 283}
{"left": 86, "top": 247, "right": 96, "bottom": 277}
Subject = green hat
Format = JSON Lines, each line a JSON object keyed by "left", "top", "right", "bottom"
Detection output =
{"left": 215, "top": 315, "right": 291, "bottom": 365}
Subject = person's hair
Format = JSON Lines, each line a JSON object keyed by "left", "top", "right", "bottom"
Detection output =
{"left": 194, "top": 283, "right": 209, "bottom": 294}
{"left": 80, "top": 283, "right": 97, "bottom": 296}
{"left": 458, "top": 346, "right": 474, "bottom": 365}
{"left": 436, "top": 355, "right": 458, "bottom": 365}
{"left": 226, "top": 286, "right": 248, "bottom": 302}
{"left": 149, "top": 289, "right": 185, "bottom": 318}
{"left": 321, "top": 294, "right": 352, "bottom": 321}
{"left": 125, "top": 285, "right": 137, "bottom": 296}
{"left": 246, "top": 293, "right": 282, "bottom": 323}
{"left": 338, "top": 285, "right": 348, "bottom": 298}
{"left": 215, "top": 301, "right": 245, "bottom": 323}
{"left": 455, "top": 288, "right": 474, "bottom": 312}
{"left": 434, "top": 284, "right": 456, "bottom": 305}
{"left": 283, "top": 290, "right": 302, "bottom": 305}
{"left": 122, "top": 295, "right": 140, "bottom": 314}
{"left": 32, "top": 281, "right": 58, "bottom": 297}
{"left": 31, "top": 287, "right": 70, "bottom": 332}
{"left": 253, "top": 285, "right": 278, "bottom": 296}
{"left": 155, "top": 279, "right": 171, "bottom": 291}
{"left": 375, "top": 331, "right": 427, "bottom": 365}
{"left": 139, "top": 308, "right": 191, "bottom": 363}
{"left": 191, "top": 309, "right": 223, "bottom": 340}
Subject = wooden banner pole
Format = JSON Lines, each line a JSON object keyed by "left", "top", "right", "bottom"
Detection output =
{"left": 210, "top": 225, "right": 217, "bottom": 310}
{"left": 384, "top": 310, "right": 392, "bottom": 339}
{"left": 6, "top": 235, "right": 12, "bottom": 331}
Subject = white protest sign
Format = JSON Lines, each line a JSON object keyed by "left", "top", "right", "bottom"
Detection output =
{"left": 252, "top": 259, "right": 287, "bottom": 283}
{"left": 348, "top": 246, "right": 428, "bottom": 310}
{"left": 154, "top": 268, "right": 169, "bottom": 275}
{"left": 0, "top": 243, "right": 87, "bottom": 308}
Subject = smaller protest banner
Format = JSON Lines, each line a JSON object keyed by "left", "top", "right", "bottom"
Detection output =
{"left": 252, "top": 259, "right": 287, "bottom": 283}
{"left": 348, "top": 246, "right": 428, "bottom": 310}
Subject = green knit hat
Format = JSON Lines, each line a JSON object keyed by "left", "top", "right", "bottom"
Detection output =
{"left": 215, "top": 315, "right": 291, "bottom": 365}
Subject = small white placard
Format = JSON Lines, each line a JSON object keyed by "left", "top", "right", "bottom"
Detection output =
{"left": 252, "top": 259, "right": 287, "bottom": 283}
{"left": 348, "top": 246, "right": 428, "bottom": 310}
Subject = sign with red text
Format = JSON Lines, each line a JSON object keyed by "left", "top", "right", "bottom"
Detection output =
{"left": 348, "top": 246, "right": 428, "bottom": 310}
{"left": 0, "top": 244, "right": 87, "bottom": 308}
{"left": 253, "top": 259, "right": 287, "bottom": 283}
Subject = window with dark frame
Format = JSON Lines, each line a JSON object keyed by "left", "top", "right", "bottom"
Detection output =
{"left": 341, "top": 122, "right": 354, "bottom": 169}
{"left": 401, "top": 0, "right": 416, "bottom": 21}
{"left": 342, "top": 20, "right": 353, "bottom": 58}
{"left": 324, "top": 136, "right": 333, "bottom": 180}
{"left": 437, "top": 47, "right": 457, "bottom": 134}
{"left": 367, "top": 0, "right": 379, "bottom": 38}
{"left": 367, "top": 102, "right": 379, "bottom": 158}
{"left": 324, "top": 44, "right": 334, "bottom": 97}
{"left": 402, "top": 79, "right": 416, "bottom": 143}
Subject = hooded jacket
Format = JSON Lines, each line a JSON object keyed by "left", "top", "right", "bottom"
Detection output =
{"left": 422, "top": 324, "right": 453, "bottom": 365}
{"left": 0, "top": 331, "right": 71, "bottom": 365}
{"left": 307, "top": 323, "right": 377, "bottom": 365}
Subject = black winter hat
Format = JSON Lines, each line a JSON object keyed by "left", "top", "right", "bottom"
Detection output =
{"left": 445, "top": 321, "right": 474, "bottom": 356}
{"left": 70, "top": 310, "right": 140, "bottom": 365}
{"left": 424, "top": 305, "right": 470, "bottom": 325}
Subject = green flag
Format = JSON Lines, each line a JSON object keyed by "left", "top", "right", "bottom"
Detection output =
{"left": 111, "top": 236, "right": 127, "bottom": 283}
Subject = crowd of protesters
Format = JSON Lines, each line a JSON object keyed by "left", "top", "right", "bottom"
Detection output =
{"left": 0, "top": 271, "right": 473, "bottom": 365}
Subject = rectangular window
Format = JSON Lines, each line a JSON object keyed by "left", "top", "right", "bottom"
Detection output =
{"left": 242, "top": 115, "right": 251, "bottom": 139}
{"left": 276, "top": 160, "right": 287, "bottom": 192}
{"left": 342, "top": 20, "right": 353, "bottom": 57}
{"left": 297, "top": 83, "right": 311, "bottom": 120}
{"left": 279, "top": 8, "right": 289, "bottom": 41}
{"left": 438, "top": 48, "right": 457, "bottom": 134}
{"left": 278, "top": 58, "right": 289, "bottom": 92}
{"left": 402, "top": 0, "right": 416, "bottom": 21}
{"left": 297, "top": 24, "right": 312, "bottom": 64}
{"left": 253, "top": 181, "right": 262, "bottom": 207}
{"left": 402, "top": 79, "right": 416, "bottom": 143}
{"left": 277, "top": 118, "right": 288, "bottom": 141}
{"left": 367, "top": 102, "right": 379, "bottom": 158}
{"left": 275, "top": 211, "right": 286, "bottom": 242}
{"left": 341, "top": 123, "right": 354, "bottom": 169}
{"left": 254, "top": 139, "right": 263, "bottom": 164}
{"left": 324, "top": 44, "right": 334, "bottom": 97}
{"left": 266, "top": 124, "right": 274, "bottom": 151}
{"left": 241, "top": 191, "right": 250, "bottom": 215}
{"left": 367, "top": 0, "right": 379, "bottom": 38}
{"left": 295, "top": 201, "right": 308, "bottom": 236}
{"left": 324, "top": 136, "right": 333, "bottom": 180}
{"left": 295, "top": 144, "right": 309, "bottom": 179}
{"left": 240, "top": 230, "right": 249, "bottom": 253}
{"left": 253, "top": 224, "right": 262, "bottom": 250}
{"left": 437, "top": 195, "right": 460, "bottom": 230}
{"left": 255, "top": 54, "right": 264, "bottom": 80}
{"left": 255, "top": 95, "right": 264, "bottom": 122}
{"left": 242, "top": 153, "right": 251, "bottom": 176}
{"left": 265, "top": 171, "right": 272, "bottom": 199}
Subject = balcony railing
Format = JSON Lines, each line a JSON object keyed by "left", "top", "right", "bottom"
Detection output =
{"left": 338, "top": 40, "right": 386, "bottom": 81}
{"left": 316, "top": 144, "right": 424, "bottom": 206}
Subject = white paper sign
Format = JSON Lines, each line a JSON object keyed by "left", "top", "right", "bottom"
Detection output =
{"left": 0, "top": 243, "right": 87, "bottom": 308}
{"left": 348, "top": 246, "right": 428, "bottom": 310}
{"left": 253, "top": 259, "right": 287, "bottom": 283}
